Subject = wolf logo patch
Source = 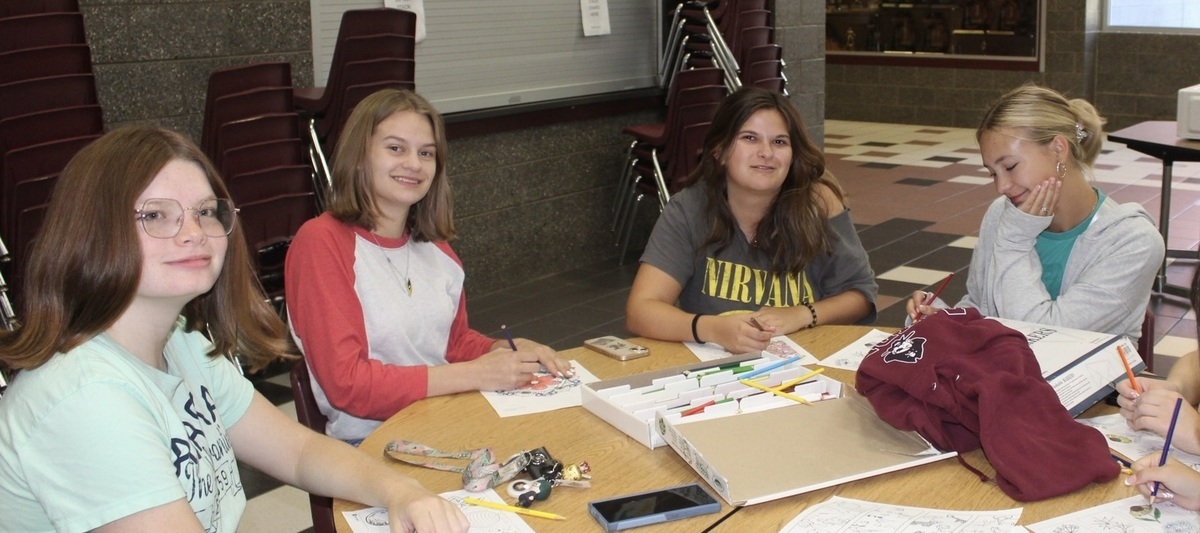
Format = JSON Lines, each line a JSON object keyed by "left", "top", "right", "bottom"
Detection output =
{"left": 882, "top": 330, "right": 927, "bottom": 364}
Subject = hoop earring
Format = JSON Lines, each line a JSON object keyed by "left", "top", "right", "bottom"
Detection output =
{"left": 1056, "top": 161, "right": 1066, "bottom": 179}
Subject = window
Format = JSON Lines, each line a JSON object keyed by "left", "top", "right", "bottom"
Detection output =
{"left": 1106, "top": 0, "right": 1200, "bottom": 31}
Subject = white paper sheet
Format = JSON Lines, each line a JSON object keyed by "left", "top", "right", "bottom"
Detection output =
{"left": 1025, "top": 495, "right": 1199, "bottom": 532}
{"left": 817, "top": 328, "right": 894, "bottom": 371}
{"left": 1079, "top": 413, "right": 1200, "bottom": 470}
{"left": 343, "top": 488, "right": 535, "bottom": 533}
{"left": 579, "top": 0, "right": 611, "bottom": 36}
{"left": 779, "top": 496, "right": 1021, "bottom": 533}
{"left": 480, "top": 360, "right": 599, "bottom": 418}
{"left": 382, "top": 0, "right": 426, "bottom": 42}
{"left": 685, "top": 335, "right": 818, "bottom": 364}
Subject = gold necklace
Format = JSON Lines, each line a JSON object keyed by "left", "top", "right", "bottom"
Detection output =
{"left": 369, "top": 232, "right": 413, "bottom": 296}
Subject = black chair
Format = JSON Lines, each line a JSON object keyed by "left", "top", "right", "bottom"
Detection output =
{"left": 290, "top": 359, "right": 334, "bottom": 533}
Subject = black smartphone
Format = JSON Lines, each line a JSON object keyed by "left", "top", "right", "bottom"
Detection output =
{"left": 587, "top": 483, "right": 721, "bottom": 531}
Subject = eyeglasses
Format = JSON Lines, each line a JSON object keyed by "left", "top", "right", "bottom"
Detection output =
{"left": 135, "top": 198, "right": 239, "bottom": 239}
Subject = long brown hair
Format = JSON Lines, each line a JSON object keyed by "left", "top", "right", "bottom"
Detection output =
{"left": 690, "top": 87, "right": 844, "bottom": 274}
{"left": 327, "top": 88, "right": 455, "bottom": 242}
{"left": 0, "top": 126, "right": 289, "bottom": 370}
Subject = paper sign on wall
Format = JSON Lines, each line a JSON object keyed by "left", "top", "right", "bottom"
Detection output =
{"left": 581, "top": 0, "right": 611, "bottom": 36}
{"left": 384, "top": 0, "right": 426, "bottom": 42}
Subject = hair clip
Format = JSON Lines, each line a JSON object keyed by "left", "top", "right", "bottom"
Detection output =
{"left": 1075, "top": 122, "right": 1089, "bottom": 143}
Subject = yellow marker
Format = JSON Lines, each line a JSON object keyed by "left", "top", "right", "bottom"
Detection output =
{"left": 773, "top": 368, "right": 825, "bottom": 393}
{"left": 463, "top": 497, "right": 567, "bottom": 521}
{"left": 739, "top": 378, "right": 810, "bottom": 404}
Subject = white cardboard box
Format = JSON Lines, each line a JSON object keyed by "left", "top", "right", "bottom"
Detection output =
{"left": 992, "top": 318, "right": 1144, "bottom": 417}
{"left": 580, "top": 353, "right": 761, "bottom": 449}
{"left": 654, "top": 387, "right": 955, "bottom": 506}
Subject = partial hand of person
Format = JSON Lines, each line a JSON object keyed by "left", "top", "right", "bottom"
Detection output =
{"left": 386, "top": 482, "right": 470, "bottom": 533}
{"left": 471, "top": 347, "right": 543, "bottom": 391}
{"left": 1016, "top": 177, "right": 1061, "bottom": 217}
{"left": 751, "top": 307, "right": 801, "bottom": 335}
{"left": 512, "top": 337, "right": 573, "bottom": 378}
{"left": 1126, "top": 456, "right": 1200, "bottom": 511}
{"left": 905, "top": 289, "right": 938, "bottom": 323}
{"left": 1116, "top": 376, "right": 1178, "bottom": 418}
{"left": 1120, "top": 387, "right": 1200, "bottom": 455}
{"left": 707, "top": 314, "right": 773, "bottom": 354}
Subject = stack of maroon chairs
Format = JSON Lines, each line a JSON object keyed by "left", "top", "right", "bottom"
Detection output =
{"left": 294, "top": 8, "right": 417, "bottom": 200}
{"left": 0, "top": 0, "right": 103, "bottom": 308}
{"left": 200, "top": 62, "right": 318, "bottom": 307}
{"left": 613, "top": 68, "right": 727, "bottom": 264}
{"left": 660, "top": 0, "right": 786, "bottom": 95}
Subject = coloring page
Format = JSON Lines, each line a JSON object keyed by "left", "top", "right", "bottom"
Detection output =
{"left": 1079, "top": 414, "right": 1200, "bottom": 471}
{"left": 344, "top": 488, "right": 534, "bottom": 533}
{"left": 1025, "top": 495, "right": 1199, "bottom": 533}
{"left": 685, "top": 335, "right": 818, "bottom": 364}
{"left": 818, "top": 328, "right": 894, "bottom": 371}
{"left": 481, "top": 360, "right": 599, "bottom": 418}
{"left": 780, "top": 496, "right": 1021, "bottom": 533}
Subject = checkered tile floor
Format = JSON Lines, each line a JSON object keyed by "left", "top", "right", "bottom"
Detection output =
{"left": 243, "top": 120, "right": 1200, "bottom": 532}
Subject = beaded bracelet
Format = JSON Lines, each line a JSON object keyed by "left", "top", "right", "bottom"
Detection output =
{"left": 803, "top": 302, "right": 817, "bottom": 329}
{"left": 691, "top": 313, "right": 705, "bottom": 343}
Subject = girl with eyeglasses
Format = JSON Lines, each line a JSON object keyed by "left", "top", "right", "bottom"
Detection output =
{"left": 0, "top": 126, "right": 468, "bottom": 533}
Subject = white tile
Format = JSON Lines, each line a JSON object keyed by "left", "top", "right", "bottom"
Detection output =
{"left": 948, "top": 236, "right": 978, "bottom": 249}
{"left": 1155, "top": 335, "right": 1196, "bottom": 358}
{"left": 877, "top": 265, "right": 953, "bottom": 285}
{"left": 241, "top": 485, "right": 313, "bottom": 533}
{"left": 948, "top": 176, "right": 992, "bottom": 186}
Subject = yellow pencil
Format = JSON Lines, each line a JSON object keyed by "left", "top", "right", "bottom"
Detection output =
{"left": 773, "top": 368, "right": 825, "bottom": 392}
{"left": 463, "top": 497, "right": 567, "bottom": 521}
{"left": 739, "top": 378, "right": 810, "bottom": 404}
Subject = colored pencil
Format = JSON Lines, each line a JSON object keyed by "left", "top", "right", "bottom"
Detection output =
{"left": 738, "top": 356, "right": 800, "bottom": 381}
{"left": 1113, "top": 343, "right": 1142, "bottom": 393}
{"left": 1117, "top": 344, "right": 1141, "bottom": 394}
{"left": 749, "top": 317, "right": 766, "bottom": 331}
{"left": 739, "top": 378, "right": 810, "bottom": 404}
{"left": 774, "top": 368, "right": 825, "bottom": 392}
{"left": 914, "top": 273, "right": 954, "bottom": 324}
{"left": 681, "top": 400, "right": 717, "bottom": 416}
{"left": 1150, "top": 397, "right": 1184, "bottom": 508}
{"left": 463, "top": 497, "right": 567, "bottom": 520}
{"left": 500, "top": 324, "right": 518, "bottom": 351}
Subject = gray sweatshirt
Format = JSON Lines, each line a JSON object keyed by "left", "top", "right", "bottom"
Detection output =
{"left": 956, "top": 195, "right": 1163, "bottom": 341}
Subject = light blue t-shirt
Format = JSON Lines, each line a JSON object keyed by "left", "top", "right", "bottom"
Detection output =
{"left": 1036, "top": 189, "right": 1106, "bottom": 299}
{"left": 0, "top": 321, "right": 254, "bottom": 532}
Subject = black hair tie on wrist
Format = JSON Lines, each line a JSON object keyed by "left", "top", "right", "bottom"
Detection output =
{"left": 691, "top": 313, "right": 705, "bottom": 343}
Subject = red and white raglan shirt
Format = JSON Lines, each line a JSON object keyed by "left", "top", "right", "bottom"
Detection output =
{"left": 285, "top": 213, "right": 496, "bottom": 441}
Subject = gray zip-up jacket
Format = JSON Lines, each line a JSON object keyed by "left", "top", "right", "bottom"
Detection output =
{"left": 956, "top": 194, "right": 1163, "bottom": 341}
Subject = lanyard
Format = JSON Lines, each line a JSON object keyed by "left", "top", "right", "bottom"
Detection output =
{"left": 384, "top": 440, "right": 531, "bottom": 492}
